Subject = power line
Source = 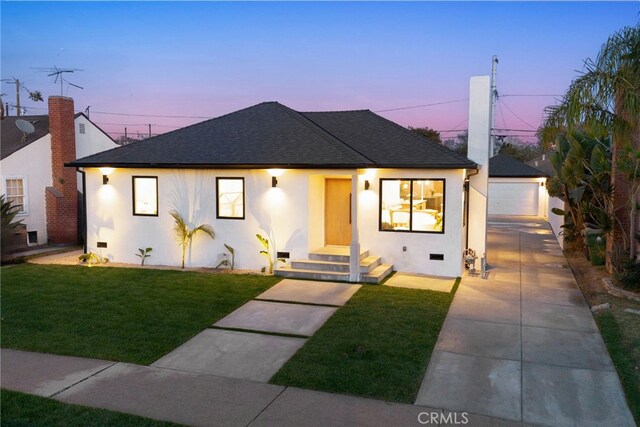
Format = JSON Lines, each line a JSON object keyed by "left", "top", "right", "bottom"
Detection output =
{"left": 20, "top": 105, "right": 213, "bottom": 119}
{"left": 374, "top": 98, "right": 468, "bottom": 113}
{"left": 497, "top": 98, "right": 537, "bottom": 130}
{"left": 500, "top": 94, "right": 563, "bottom": 97}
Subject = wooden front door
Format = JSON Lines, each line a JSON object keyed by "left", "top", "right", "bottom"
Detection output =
{"left": 325, "top": 178, "right": 352, "bottom": 246}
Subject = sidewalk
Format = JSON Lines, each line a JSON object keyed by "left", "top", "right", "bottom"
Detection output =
{"left": 415, "top": 216, "right": 635, "bottom": 426}
{"left": 2, "top": 348, "right": 449, "bottom": 427}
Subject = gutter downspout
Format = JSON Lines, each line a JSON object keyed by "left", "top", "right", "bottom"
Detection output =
{"left": 77, "top": 168, "right": 88, "bottom": 254}
{"left": 465, "top": 168, "right": 480, "bottom": 250}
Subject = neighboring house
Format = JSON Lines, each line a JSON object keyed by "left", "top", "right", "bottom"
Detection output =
{"left": 70, "top": 101, "right": 483, "bottom": 281}
{"left": 488, "top": 154, "right": 549, "bottom": 217}
{"left": 526, "top": 150, "right": 555, "bottom": 177}
{"left": 1, "top": 96, "right": 117, "bottom": 247}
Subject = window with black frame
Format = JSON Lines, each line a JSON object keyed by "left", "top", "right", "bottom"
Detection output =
{"left": 132, "top": 176, "right": 158, "bottom": 216}
{"left": 379, "top": 178, "right": 445, "bottom": 233}
{"left": 216, "top": 177, "right": 245, "bottom": 219}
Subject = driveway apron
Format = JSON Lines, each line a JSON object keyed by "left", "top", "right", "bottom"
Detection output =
{"left": 415, "top": 216, "right": 635, "bottom": 426}
{"left": 151, "top": 279, "right": 361, "bottom": 383}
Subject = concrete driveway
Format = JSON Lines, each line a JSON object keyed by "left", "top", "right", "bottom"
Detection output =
{"left": 415, "top": 216, "right": 635, "bottom": 426}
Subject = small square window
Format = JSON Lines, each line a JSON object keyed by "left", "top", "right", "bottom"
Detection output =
{"left": 79, "top": 123, "right": 86, "bottom": 134}
{"left": 216, "top": 177, "right": 244, "bottom": 219}
{"left": 132, "top": 176, "right": 158, "bottom": 216}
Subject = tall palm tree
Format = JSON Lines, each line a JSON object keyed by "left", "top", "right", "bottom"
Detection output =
{"left": 542, "top": 24, "right": 640, "bottom": 261}
{"left": 170, "top": 210, "right": 215, "bottom": 269}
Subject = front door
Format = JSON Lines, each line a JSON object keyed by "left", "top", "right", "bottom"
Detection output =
{"left": 325, "top": 178, "right": 352, "bottom": 246}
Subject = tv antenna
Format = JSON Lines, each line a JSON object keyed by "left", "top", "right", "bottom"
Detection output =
{"left": 32, "top": 66, "right": 84, "bottom": 95}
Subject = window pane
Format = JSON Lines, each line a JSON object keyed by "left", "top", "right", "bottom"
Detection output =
{"left": 5, "top": 178, "right": 25, "bottom": 212}
{"left": 411, "top": 179, "right": 444, "bottom": 232}
{"left": 380, "top": 178, "right": 445, "bottom": 233}
{"left": 381, "top": 180, "right": 411, "bottom": 230}
{"left": 133, "top": 177, "right": 158, "bottom": 215}
{"left": 218, "top": 178, "right": 244, "bottom": 218}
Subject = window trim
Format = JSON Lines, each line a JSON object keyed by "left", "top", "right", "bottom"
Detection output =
{"left": 378, "top": 178, "right": 446, "bottom": 234}
{"left": 216, "top": 177, "right": 245, "bottom": 220}
{"left": 3, "top": 176, "right": 28, "bottom": 215}
{"left": 132, "top": 176, "right": 159, "bottom": 217}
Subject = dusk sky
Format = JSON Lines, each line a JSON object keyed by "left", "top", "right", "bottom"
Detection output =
{"left": 2, "top": 2, "right": 638, "bottom": 142}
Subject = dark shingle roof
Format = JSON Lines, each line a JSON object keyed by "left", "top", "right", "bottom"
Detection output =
{"left": 1, "top": 112, "right": 115, "bottom": 160}
{"left": 489, "top": 154, "right": 548, "bottom": 177}
{"left": 69, "top": 102, "right": 477, "bottom": 169}
{"left": 526, "top": 150, "right": 555, "bottom": 176}
{"left": 1, "top": 115, "right": 50, "bottom": 160}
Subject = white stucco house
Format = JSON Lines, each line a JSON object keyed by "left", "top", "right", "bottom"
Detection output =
{"left": 1, "top": 96, "right": 117, "bottom": 248}
{"left": 69, "top": 78, "right": 494, "bottom": 282}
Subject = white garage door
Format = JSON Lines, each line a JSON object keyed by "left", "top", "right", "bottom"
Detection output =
{"left": 489, "top": 182, "right": 539, "bottom": 215}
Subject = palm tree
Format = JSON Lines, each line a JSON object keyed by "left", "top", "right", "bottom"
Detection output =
{"left": 542, "top": 25, "right": 640, "bottom": 261}
{"left": 169, "top": 210, "right": 215, "bottom": 269}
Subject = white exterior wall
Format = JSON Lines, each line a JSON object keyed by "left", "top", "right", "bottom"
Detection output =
{"left": 548, "top": 196, "right": 565, "bottom": 249}
{"left": 75, "top": 115, "right": 118, "bottom": 192}
{"left": 357, "top": 168, "right": 466, "bottom": 277}
{"left": 84, "top": 167, "right": 466, "bottom": 277}
{"left": 466, "top": 76, "right": 491, "bottom": 261}
{"left": 0, "top": 135, "right": 52, "bottom": 245}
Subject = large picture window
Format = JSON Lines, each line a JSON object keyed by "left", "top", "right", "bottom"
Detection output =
{"left": 132, "top": 176, "right": 158, "bottom": 216}
{"left": 4, "top": 177, "right": 27, "bottom": 214}
{"left": 217, "top": 177, "right": 244, "bottom": 219}
{"left": 380, "top": 178, "right": 445, "bottom": 233}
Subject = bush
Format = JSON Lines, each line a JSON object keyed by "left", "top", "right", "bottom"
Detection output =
{"left": 614, "top": 259, "right": 640, "bottom": 291}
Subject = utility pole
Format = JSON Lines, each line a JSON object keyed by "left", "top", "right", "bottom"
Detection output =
{"left": 148, "top": 124, "right": 151, "bottom": 138}
{"left": 15, "top": 79, "right": 21, "bottom": 116}
{"left": 489, "top": 55, "right": 498, "bottom": 157}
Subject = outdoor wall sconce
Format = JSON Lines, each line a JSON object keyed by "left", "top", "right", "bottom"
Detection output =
{"left": 99, "top": 167, "right": 114, "bottom": 185}
{"left": 272, "top": 176, "right": 278, "bottom": 187}
{"left": 540, "top": 181, "right": 545, "bottom": 187}
{"left": 364, "top": 180, "right": 370, "bottom": 190}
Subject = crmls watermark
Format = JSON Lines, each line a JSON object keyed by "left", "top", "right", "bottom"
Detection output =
{"left": 418, "top": 411, "right": 469, "bottom": 425}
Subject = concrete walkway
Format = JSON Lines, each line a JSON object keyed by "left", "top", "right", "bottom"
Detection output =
{"left": 151, "top": 279, "right": 361, "bottom": 382}
{"left": 416, "top": 216, "right": 635, "bottom": 426}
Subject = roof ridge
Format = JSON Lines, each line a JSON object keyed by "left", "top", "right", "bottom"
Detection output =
{"left": 299, "top": 111, "right": 378, "bottom": 165}
{"left": 272, "top": 103, "right": 372, "bottom": 165}
{"left": 363, "top": 110, "right": 478, "bottom": 167}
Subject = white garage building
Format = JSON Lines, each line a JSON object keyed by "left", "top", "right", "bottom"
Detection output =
{"left": 488, "top": 154, "right": 548, "bottom": 217}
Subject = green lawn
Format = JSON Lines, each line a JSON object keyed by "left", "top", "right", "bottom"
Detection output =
{"left": 595, "top": 310, "right": 640, "bottom": 423}
{"left": 1, "top": 264, "right": 279, "bottom": 364}
{"left": 270, "top": 279, "right": 459, "bottom": 403}
{"left": 1, "top": 389, "right": 182, "bottom": 427}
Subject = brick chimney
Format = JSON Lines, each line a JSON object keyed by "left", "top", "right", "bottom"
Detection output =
{"left": 45, "top": 96, "right": 78, "bottom": 244}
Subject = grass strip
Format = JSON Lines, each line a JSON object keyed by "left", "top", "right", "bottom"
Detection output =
{"left": 1, "top": 264, "right": 279, "bottom": 365}
{"left": 270, "top": 280, "right": 458, "bottom": 403}
{"left": 1, "top": 389, "right": 182, "bottom": 427}
{"left": 595, "top": 311, "right": 640, "bottom": 423}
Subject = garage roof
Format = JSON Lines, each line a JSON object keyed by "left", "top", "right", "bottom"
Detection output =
{"left": 489, "top": 154, "right": 548, "bottom": 178}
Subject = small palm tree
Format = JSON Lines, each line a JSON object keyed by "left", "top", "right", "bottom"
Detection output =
{"left": 170, "top": 210, "right": 215, "bottom": 269}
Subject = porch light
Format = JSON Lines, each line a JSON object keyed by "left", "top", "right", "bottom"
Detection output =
{"left": 272, "top": 176, "right": 278, "bottom": 187}
{"left": 99, "top": 167, "right": 114, "bottom": 185}
{"left": 364, "top": 180, "right": 370, "bottom": 190}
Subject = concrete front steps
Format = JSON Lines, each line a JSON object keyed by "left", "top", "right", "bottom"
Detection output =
{"left": 274, "top": 246, "right": 393, "bottom": 284}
